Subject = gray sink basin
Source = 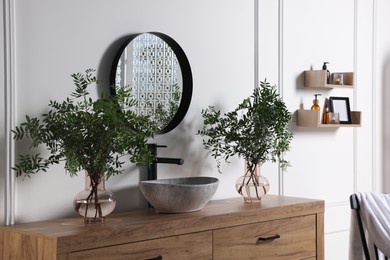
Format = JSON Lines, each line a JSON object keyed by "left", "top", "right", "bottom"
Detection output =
{"left": 139, "top": 177, "right": 219, "bottom": 213}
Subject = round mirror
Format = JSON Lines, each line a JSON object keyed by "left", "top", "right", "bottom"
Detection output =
{"left": 110, "top": 32, "right": 193, "bottom": 134}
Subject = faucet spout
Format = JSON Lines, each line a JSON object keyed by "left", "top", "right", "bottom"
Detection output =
{"left": 156, "top": 157, "right": 184, "bottom": 165}
{"left": 147, "top": 143, "right": 184, "bottom": 181}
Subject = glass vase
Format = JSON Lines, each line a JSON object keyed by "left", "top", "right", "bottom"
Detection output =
{"left": 235, "top": 162, "right": 269, "bottom": 203}
{"left": 73, "top": 173, "right": 116, "bottom": 224}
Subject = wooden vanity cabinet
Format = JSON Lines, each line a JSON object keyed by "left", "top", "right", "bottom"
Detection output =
{"left": 0, "top": 195, "right": 324, "bottom": 260}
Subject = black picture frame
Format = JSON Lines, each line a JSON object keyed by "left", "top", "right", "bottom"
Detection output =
{"left": 329, "top": 97, "right": 351, "bottom": 124}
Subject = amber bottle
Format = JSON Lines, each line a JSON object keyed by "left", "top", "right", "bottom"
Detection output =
{"left": 311, "top": 94, "right": 321, "bottom": 110}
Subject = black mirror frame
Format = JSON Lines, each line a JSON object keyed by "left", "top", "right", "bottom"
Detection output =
{"left": 110, "top": 32, "right": 193, "bottom": 135}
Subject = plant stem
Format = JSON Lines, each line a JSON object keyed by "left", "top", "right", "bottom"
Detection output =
{"left": 84, "top": 173, "right": 103, "bottom": 222}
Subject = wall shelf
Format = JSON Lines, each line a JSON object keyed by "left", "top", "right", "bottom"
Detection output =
{"left": 304, "top": 70, "right": 354, "bottom": 89}
{"left": 296, "top": 109, "right": 361, "bottom": 128}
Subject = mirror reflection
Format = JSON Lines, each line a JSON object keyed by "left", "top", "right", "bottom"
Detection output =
{"left": 111, "top": 32, "right": 192, "bottom": 134}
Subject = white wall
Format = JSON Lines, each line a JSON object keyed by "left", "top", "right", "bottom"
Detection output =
{"left": 0, "top": 0, "right": 6, "bottom": 225}
{"left": 2, "top": 0, "right": 254, "bottom": 223}
{"left": 258, "top": 0, "right": 387, "bottom": 259}
{"left": 376, "top": 0, "right": 390, "bottom": 193}
{"left": 2, "top": 0, "right": 390, "bottom": 259}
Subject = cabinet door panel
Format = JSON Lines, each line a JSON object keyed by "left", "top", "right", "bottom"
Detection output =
{"left": 214, "top": 215, "right": 316, "bottom": 260}
{"left": 68, "top": 231, "right": 212, "bottom": 260}
{"left": 1, "top": 229, "right": 57, "bottom": 260}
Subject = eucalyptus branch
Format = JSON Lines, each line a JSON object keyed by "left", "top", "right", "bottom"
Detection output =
{"left": 13, "top": 69, "right": 157, "bottom": 182}
{"left": 198, "top": 80, "right": 293, "bottom": 176}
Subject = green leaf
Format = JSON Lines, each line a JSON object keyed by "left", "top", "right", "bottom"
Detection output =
{"left": 13, "top": 69, "right": 157, "bottom": 181}
{"left": 198, "top": 80, "right": 293, "bottom": 173}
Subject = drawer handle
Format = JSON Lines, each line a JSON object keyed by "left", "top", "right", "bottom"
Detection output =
{"left": 145, "top": 256, "right": 162, "bottom": 260}
{"left": 257, "top": 234, "right": 280, "bottom": 243}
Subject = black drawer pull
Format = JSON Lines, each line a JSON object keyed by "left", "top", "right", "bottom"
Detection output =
{"left": 145, "top": 256, "right": 162, "bottom": 260}
{"left": 257, "top": 234, "right": 280, "bottom": 243}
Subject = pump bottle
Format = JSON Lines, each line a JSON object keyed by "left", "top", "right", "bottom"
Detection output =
{"left": 322, "top": 62, "right": 330, "bottom": 84}
{"left": 311, "top": 94, "right": 321, "bottom": 110}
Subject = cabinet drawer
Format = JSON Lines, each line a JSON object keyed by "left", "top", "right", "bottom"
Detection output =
{"left": 214, "top": 215, "right": 316, "bottom": 260}
{"left": 68, "top": 231, "right": 212, "bottom": 260}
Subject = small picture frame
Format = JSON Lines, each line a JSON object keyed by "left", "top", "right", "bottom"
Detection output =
{"left": 332, "top": 73, "right": 344, "bottom": 85}
{"left": 329, "top": 97, "right": 351, "bottom": 124}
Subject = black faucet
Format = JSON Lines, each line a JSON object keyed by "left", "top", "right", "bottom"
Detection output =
{"left": 148, "top": 143, "right": 184, "bottom": 181}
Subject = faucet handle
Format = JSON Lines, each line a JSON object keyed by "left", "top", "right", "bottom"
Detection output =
{"left": 148, "top": 143, "right": 167, "bottom": 149}
{"left": 148, "top": 143, "right": 167, "bottom": 156}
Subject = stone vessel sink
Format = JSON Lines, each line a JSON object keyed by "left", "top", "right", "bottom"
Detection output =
{"left": 139, "top": 177, "right": 219, "bottom": 213}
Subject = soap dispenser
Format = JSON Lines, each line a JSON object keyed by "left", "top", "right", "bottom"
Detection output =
{"left": 322, "top": 62, "right": 330, "bottom": 84}
{"left": 311, "top": 94, "right": 321, "bottom": 110}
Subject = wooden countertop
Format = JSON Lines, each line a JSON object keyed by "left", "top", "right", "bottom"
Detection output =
{"left": 1, "top": 195, "right": 324, "bottom": 254}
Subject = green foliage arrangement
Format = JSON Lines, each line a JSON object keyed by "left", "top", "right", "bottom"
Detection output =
{"left": 12, "top": 69, "right": 157, "bottom": 219}
{"left": 198, "top": 80, "right": 293, "bottom": 178}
